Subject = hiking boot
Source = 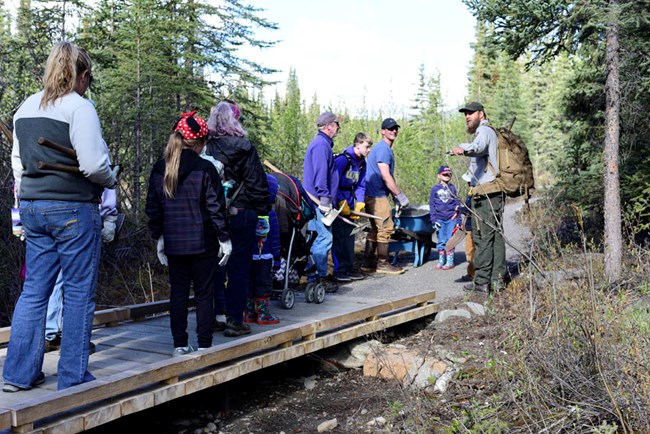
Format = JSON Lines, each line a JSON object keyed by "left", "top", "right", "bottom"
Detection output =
{"left": 442, "top": 250, "right": 455, "bottom": 270}
{"left": 255, "top": 297, "right": 280, "bottom": 325}
{"left": 463, "top": 283, "right": 490, "bottom": 293}
{"left": 45, "top": 334, "right": 62, "bottom": 353}
{"left": 172, "top": 346, "right": 195, "bottom": 357}
{"left": 2, "top": 372, "right": 45, "bottom": 393}
{"left": 361, "top": 240, "right": 377, "bottom": 272}
{"left": 319, "top": 277, "right": 339, "bottom": 293}
{"left": 376, "top": 243, "right": 405, "bottom": 275}
{"left": 223, "top": 319, "right": 252, "bottom": 337}
{"left": 455, "top": 274, "right": 473, "bottom": 282}
{"left": 243, "top": 298, "right": 257, "bottom": 323}
{"left": 435, "top": 250, "right": 445, "bottom": 270}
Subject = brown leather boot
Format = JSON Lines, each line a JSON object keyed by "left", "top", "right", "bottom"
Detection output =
{"left": 361, "top": 239, "right": 377, "bottom": 272}
{"left": 376, "top": 242, "right": 405, "bottom": 275}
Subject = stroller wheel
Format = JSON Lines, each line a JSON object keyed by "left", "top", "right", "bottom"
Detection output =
{"left": 304, "top": 283, "right": 316, "bottom": 303}
{"left": 281, "top": 288, "right": 295, "bottom": 309}
{"left": 314, "top": 283, "right": 326, "bottom": 304}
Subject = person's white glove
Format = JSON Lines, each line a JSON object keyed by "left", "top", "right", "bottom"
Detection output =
{"left": 395, "top": 192, "right": 410, "bottom": 208}
{"left": 157, "top": 237, "right": 168, "bottom": 266}
{"left": 218, "top": 239, "right": 232, "bottom": 267}
{"left": 434, "top": 221, "right": 441, "bottom": 232}
{"left": 101, "top": 214, "right": 117, "bottom": 242}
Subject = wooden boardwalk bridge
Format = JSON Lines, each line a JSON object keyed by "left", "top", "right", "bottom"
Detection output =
{"left": 0, "top": 273, "right": 438, "bottom": 433}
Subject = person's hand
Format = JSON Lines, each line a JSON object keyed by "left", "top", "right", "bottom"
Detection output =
{"left": 350, "top": 201, "right": 365, "bottom": 220}
{"left": 318, "top": 197, "right": 333, "bottom": 215}
{"left": 256, "top": 216, "right": 270, "bottom": 237}
{"left": 101, "top": 214, "right": 117, "bottom": 242}
{"left": 338, "top": 200, "right": 351, "bottom": 216}
{"left": 11, "top": 207, "right": 25, "bottom": 240}
{"left": 450, "top": 146, "right": 465, "bottom": 156}
{"left": 157, "top": 237, "right": 168, "bottom": 266}
{"left": 218, "top": 239, "right": 233, "bottom": 267}
{"left": 434, "top": 221, "right": 441, "bottom": 232}
{"left": 395, "top": 192, "right": 409, "bottom": 208}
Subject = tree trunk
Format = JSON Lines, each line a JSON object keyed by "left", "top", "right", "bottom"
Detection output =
{"left": 603, "top": 0, "right": 622, "bottom": 282}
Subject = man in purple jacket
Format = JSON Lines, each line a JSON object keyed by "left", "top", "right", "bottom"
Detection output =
{"left": 332, "top": 132, "right": 372, "bottom": 282}
{"left": 303, "top": 112, "right": 341, "bottom": 293}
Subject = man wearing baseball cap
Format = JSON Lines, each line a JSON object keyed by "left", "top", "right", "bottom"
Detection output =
{"left": 303, "top": 111, "right": 342, "bottom": 292}
{"left": 362, "top": 117, "right": 408, "bottom": 275}
{"left": 450, "top": 102, "right": 506, "bottom": 293}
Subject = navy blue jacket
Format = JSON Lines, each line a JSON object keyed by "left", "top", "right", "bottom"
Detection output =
{"left": 146, "top": 148, "right": 229, "bottom": 255}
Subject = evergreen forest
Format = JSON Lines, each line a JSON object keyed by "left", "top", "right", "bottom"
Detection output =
{"left": 1, "top": 0, "right": 649, "bottom": 325}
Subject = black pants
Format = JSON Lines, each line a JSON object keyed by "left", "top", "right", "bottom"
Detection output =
{"left": 249, "top": 259, "right": 273, "bottom": 298}
{"left": 168, "top": 252, "right": 218, "bottom": 348}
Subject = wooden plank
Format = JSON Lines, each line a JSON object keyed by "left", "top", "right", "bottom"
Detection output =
{"left": 6, "top": 293, "right": 436, "bottom": 428}
{"left": 119, "top": 393, "right": 155, "bottom": 417}
{"left": 83, "top": 402, "right": 121, "bottom": 431}
{"left": 0, "top": 409, "right": 11, "bottom": 431}
{"left": 153, "top": 382, "right": 185, "bottom": 405}
{"left": 42, "top": 415, "right": 84, "bottom": 434}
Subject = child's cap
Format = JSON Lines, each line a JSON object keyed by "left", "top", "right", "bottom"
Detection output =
{"left": 174, "top": 111, "right": 209, "bottom": 139}
{"left": 438, "top": 165, "right": 452, "bottom": 175}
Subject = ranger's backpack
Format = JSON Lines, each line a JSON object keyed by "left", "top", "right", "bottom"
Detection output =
{"left": 474, "top": 120, "right": 535, "bottom": 200}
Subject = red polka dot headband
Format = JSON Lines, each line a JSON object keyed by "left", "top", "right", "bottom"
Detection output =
{"left": 174, "top": 111, "right": 208, "bottom": 139}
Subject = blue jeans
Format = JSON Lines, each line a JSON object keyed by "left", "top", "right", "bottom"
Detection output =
{"left": 436, "top": 219, "right": 456, "bottom": 251}
{"left": 307, "top": 209, "right": 333, "bottom": 277}
{"left": 3, "top": 200, "right": 101, "bottom": 390}
{"left": 45, "top": 270, "right": 64, "bottom": 341}
{"left": 224, "top": 209, "right": 257, "bottom": 322}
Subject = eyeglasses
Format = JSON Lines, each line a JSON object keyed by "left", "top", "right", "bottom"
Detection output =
{"left": 334, "top": 121, "right": 340, "bottom": 127}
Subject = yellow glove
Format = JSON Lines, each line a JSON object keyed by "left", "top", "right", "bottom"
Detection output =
{"left": 338, "top": 200, "right": 351, "bottom": 216}
{"left": 350, "top": 202, "right": 365, "bottom": 220}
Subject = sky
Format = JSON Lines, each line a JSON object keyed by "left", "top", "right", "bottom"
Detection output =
{"left": 4, "top": 0, "right": 478, "bottom": 116}
{"left": 240, "top": 0, "right": 477, "bottom": 116}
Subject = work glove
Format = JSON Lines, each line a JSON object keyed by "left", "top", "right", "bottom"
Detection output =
{"left": 395, "top": 192, "right": 410, "bottom": 208}
{"left": 218, "top": 239, "right": 233, "bottom": 267}
{"left": 318, "top": 196, "right": 333, "bottom": 215}
{"left": 434, "top": 221, "right": 441, "bottom": 232}
{"left": 256, "top": 216, "right": 270, "bottom": 237}
{"left": 101, "top": 214, "right": 118, "bottom": 243}
{"left": 350, "top": 201, "right": 365, "bottom": 220}
{"left": 156, "top": 237, "right": 168, "bottom": 266}
{"left": 337, "top": 200, "right": 351, "bottom": 216}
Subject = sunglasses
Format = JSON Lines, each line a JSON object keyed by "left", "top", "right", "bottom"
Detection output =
{"left": 388, "top": 127, "right": 399, "bottom": 132}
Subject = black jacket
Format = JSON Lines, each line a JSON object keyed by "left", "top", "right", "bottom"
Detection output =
{"left": 146, "top": 148, "right": 229, "bottom": 255}
{"left": 205, "top": 135, "right": 269, "bottom": 215}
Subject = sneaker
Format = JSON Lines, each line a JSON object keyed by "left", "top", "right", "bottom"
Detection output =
{"left": 2, "top": 372, "right": 45, "bottom": 393}
{"left": 347, "top": 271, "right": 365, "bottom": 281}
{"left": 45, "top": 334, "right": 62, "bottom": 353}
{"left": 172, "top": 346, "right": 195, "bottom": 356}
{"left": 333, "top": 274, "right": 352, "bottom": 283}
{"left": 214, "top": 320, "right": 227, "bottom": 331}
{"left": 223, "top": 319, "right": 252, "bottom": 337}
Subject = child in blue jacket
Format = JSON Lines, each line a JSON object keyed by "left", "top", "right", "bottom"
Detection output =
{"left": 245, "top": 174, "right": 281, "bottom": 325}
{"left": 429, "top": 166, "right": 461, "bottom": 270}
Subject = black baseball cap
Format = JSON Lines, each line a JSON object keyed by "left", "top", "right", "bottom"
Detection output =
{"left": 459, "top": 101, "right": 484, "bottom": 113}
{"left": 381, "top": 118, "right": 400, "bottom": 130}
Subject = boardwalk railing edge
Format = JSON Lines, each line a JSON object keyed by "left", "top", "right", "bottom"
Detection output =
{"left": 1, "top": 291, "right": 437, "bottom": 432}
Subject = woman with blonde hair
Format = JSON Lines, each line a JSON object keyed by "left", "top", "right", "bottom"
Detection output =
{"left": 146, "top": 111, "right": 231, "bottom": 356}
{"left": 5, "top": 41, "right": 117, "bottom": 392}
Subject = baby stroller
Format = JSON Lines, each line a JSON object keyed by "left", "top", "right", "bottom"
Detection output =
{"left": 269, "top": 171, "right": 326, "bottom": 309}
